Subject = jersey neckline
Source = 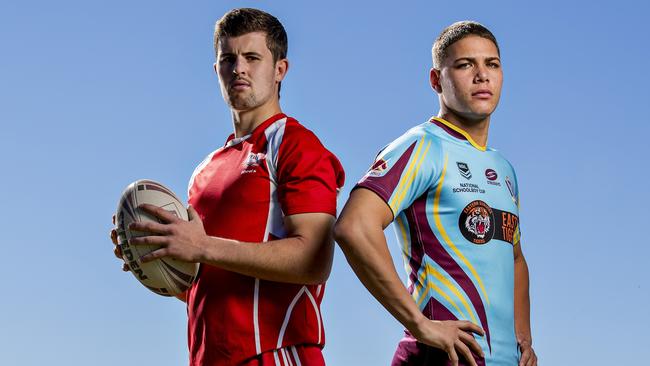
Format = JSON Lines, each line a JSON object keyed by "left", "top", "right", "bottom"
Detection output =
{"left": 429, "top": 116, "right": 487, "bottom": 152}
{"left": 225, "top": 113, "right": 288, "bottom": 148}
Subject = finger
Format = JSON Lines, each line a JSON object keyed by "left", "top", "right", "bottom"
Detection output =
{"left": 122, "top": 263, "right": 130, "bottom": 272}
{"left": 187, "top": 205, "right": 198, "bottom": 221}
{"left": 459, "top": 330, "right": 484, "bottom": 358}
{"left": 455, "top": 339, "right": 478, "bottom": 366}
{"left": 447, "top": 346, "right": 459, "bottom": 366}
{"left": 528, "top": 351, "right": 537, "bottom": 366}
{"left": 457, "top": 320, "right": 484, "bottom": 336}
{"left": 139, "top": 248, "right": 167, "bottom": 263}
{"left": 138, "top": 203, "right": 180, "bottom": 224}
{"left": 113, "top": 245, "right": 123, "bottom": 259}
{"left": 112, "top": 214, "right": 116, "bottom": 225}
{"left": 129, "top": 236, "right": 167, "bottom": 246}
{"left": 519, "top": 349, "right": 530, "bottom": 366}
{"left": 110, "top": 229, "right": 118, "bottom": 245}
{"left": 128, "top": 221, "right": 169, "bottom": 235}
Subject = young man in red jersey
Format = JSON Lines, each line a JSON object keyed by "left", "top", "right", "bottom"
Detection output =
{"left": 334, "top": 22, "right": 536, "bottom": 366}
{"left": 111, "top": 8, "right": 344, "bottom": 366}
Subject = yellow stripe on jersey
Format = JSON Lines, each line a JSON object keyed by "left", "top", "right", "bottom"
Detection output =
{"left": 395, "top": 216, "right": 413, "bottom": 277}
{"left": 413, "top": 268, "right": 468, "bottom": 320}
{"left": 431, "top": 117, "right": 487, "bottom": 152}
{"left": 389, "top": 138, "right": 431, "bottom": 213}
{"left": 433, "top": 154, "right": 490, "bottom": 305}
{"left": 420, "top": 263, "right": 478, "bottom": 324}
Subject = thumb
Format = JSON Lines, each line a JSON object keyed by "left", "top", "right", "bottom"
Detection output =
{"left": 187, "top": 204, "right": 199, "bottom": 221}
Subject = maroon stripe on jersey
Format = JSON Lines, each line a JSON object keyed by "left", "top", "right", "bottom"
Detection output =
{"left": 404, "top": 200, "right": 426, "bottom": 292}
{"left": 356, "top": 141, "right": 417, "bottom": 204}
{"left": 430, "top": 118, "right": 467, "bottom": 141}
{"left": 411, "top": 195, "right": 492, "bottom": 351}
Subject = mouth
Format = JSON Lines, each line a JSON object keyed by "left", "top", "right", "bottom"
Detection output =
{"left": 472, "top": 90, "right": 493, "bottom": 98}
{"left": 230, "top": 79, "right": 251, "bottom": 91}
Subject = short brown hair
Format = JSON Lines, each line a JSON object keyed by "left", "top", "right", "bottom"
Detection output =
{"left": 214, "top": 8, "right": 288, "bottom": 62}
{"left": 432, "top": 21, "right": 499, "bottom": 69}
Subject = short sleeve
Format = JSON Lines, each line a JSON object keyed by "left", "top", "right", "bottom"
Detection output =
{"left": 276, "top": 127, "right": 345, "bottom": 216}
{"left": 355, "top": 131, "right": 440, "bottom": 218}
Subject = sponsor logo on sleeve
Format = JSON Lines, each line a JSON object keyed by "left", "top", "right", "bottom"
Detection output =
{"left": 368, "top": 158, "right": 388, "bottom": 176}
{"left": 457, "top": 162, "right": 472, "bottom": 180}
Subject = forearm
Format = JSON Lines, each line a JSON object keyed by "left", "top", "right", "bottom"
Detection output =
{"left": 335, "top": 224, "right": 427, "bottom": 333}
{"left": 198, "top": 234, "right": 333, "bottom": 285}
{"left": 514, "top": 253, "right": 532, "bottom": 346}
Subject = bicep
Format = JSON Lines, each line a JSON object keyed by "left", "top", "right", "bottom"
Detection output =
{"left": 339, "top": 188, "right": 394, "bottom": 230}
{"left": 283, "top": 212, "right": 335, "bottom": 245}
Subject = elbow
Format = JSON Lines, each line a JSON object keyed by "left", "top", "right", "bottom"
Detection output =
{"left": 333, "top": 217, "right": 359, "bottom": 253}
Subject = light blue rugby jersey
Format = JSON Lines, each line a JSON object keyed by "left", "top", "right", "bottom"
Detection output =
{"left": 356, "top": 117, "right": 521, "bottom": 365}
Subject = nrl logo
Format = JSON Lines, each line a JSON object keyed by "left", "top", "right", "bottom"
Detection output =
{"left": 458, "top": 200, "right": 495, "bottom": 245}
{"left": 457, "top": 162, "right": 472, "bottom": 180}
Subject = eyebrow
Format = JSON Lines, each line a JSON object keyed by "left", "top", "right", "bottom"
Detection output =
{"left": 454, "top": 56, "right": 501, "bottom": 63}
{"left": 219, "top": 51, "right": 264, "bottom": 58}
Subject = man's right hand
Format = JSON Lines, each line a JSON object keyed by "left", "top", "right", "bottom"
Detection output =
{"left": 410, "top": 317, "right": 485, "bottom": 366}
{"left": 110, "top": 214, "right": 129, "bottom": 272}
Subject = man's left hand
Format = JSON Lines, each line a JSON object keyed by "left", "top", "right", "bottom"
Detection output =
{"left": 519, "top": 342, "right": 537, "bottom": 366}
{"left": 128, "top": 204, "right": 207, "bottom": 263}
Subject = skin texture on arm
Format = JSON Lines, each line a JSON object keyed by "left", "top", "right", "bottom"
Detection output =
{"left": 513, "top": 242, "right": 537, "bottom": 366}
{"left": 128, "top": 204, "right": 335, "bottom": 285}
{"left": 334, "top": 188, "right": 484, "bottom": 366}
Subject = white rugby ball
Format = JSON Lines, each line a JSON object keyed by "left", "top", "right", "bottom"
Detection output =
{"left": 115, "top": 179, "right": 199, "bottom": 297}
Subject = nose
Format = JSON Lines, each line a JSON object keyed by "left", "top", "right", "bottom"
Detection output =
{"left": 233, "top": 56, "right": 247, "bottom": 76}
{"left": 474, "top": 65, "right": 489, "bottom": 83}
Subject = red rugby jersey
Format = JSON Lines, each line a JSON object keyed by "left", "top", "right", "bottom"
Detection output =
{"left": 187, "top": 113, "right": 345, "bottom": 365}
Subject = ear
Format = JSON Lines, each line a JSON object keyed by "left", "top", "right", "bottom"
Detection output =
{"left": 429, "top": 68, "right": 442, "bottom": 93}
{"left": 213, "top": 62, "right": 218, "bottom": 75}
{"left": 275, "top": 58, "right": 289, "bottom": 83}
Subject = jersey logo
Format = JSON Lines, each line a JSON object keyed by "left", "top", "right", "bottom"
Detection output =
{"left": 368, "top": 159, "right": 388, "bottom": 176}
{"left": 243, "top": 152, "right": 266, "bottom": 167}
{"left": 459, "top": 200, "right": 495, "bottom": 245}
{"left": 485, "top": 169, "right": 497, "bottom": 181}
{"left": 505, "top": 176, "right": 517, "bottom": 203}
{"left": 457, "top": 162, "right": 472, "bottom": 180}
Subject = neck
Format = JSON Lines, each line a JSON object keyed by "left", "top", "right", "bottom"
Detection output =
{"left": 231, "top": 100, "right": 282, "bottom": 138}
{"left": 438, "top": 106, "right": 491, "bottom": 147}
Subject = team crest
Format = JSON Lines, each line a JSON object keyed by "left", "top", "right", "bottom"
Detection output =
{"left": 457, "top": 162, "right": 472, "bottom": 180}
{"left": 243, "top": 152, "right": 266, "bottom": 167}
{"left": 459, "top": 200, "right": 495, "bottom": 245}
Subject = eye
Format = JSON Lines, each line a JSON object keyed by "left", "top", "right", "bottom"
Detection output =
{"left": 246, "top": 55, "right": 260, "bottom": 61}
{"left": 456, "top": 62, "right": 472, "bottom": 69}
{"left": 487, "top": 61, "right": 501, "bottom": 68}
{"left": 219, "top": 55, "right": 235, "bottom": 64}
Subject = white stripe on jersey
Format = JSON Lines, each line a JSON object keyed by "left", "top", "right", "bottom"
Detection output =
{"left": 290, "top": 346, "right": 302, "bottom": 366}
{"left": 253, "top": 278, "right": 261, "bottom": 354}
{"left": 276, "top": 286, "right": 307, "bottom": 348}
{"left": 273, "top": 350, "right": 281, "bottom": 366}
{"left": 263, "top": 117, "right": 288, "bottom": 240}
{"left": 304, "top": 288, "right": 323, "bottom": 344}
{"left": 282, "top": 347, "right": 292, "bottom": 366}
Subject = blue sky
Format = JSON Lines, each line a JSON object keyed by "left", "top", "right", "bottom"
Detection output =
{"left": 1, "top": 0, "right": 648, "bottom": 364}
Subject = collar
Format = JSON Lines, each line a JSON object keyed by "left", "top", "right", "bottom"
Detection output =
{"left": 225, "top": 113, "right": 287, "bottom": 148}
{"left": 430, "top": 116, "right": 487, "bottom": 151}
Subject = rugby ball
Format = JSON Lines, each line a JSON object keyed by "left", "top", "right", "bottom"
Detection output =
{"left": 115, "top": 179, "right": 199, "bottom": 297}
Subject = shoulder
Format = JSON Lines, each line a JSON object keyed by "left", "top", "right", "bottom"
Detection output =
{"left": 379, "top": 122, "right": 444, "bottom": 161}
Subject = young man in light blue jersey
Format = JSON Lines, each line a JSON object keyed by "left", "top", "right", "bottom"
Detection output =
{"left": 334, "top": 21, "right": 537, "bottom": 366}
